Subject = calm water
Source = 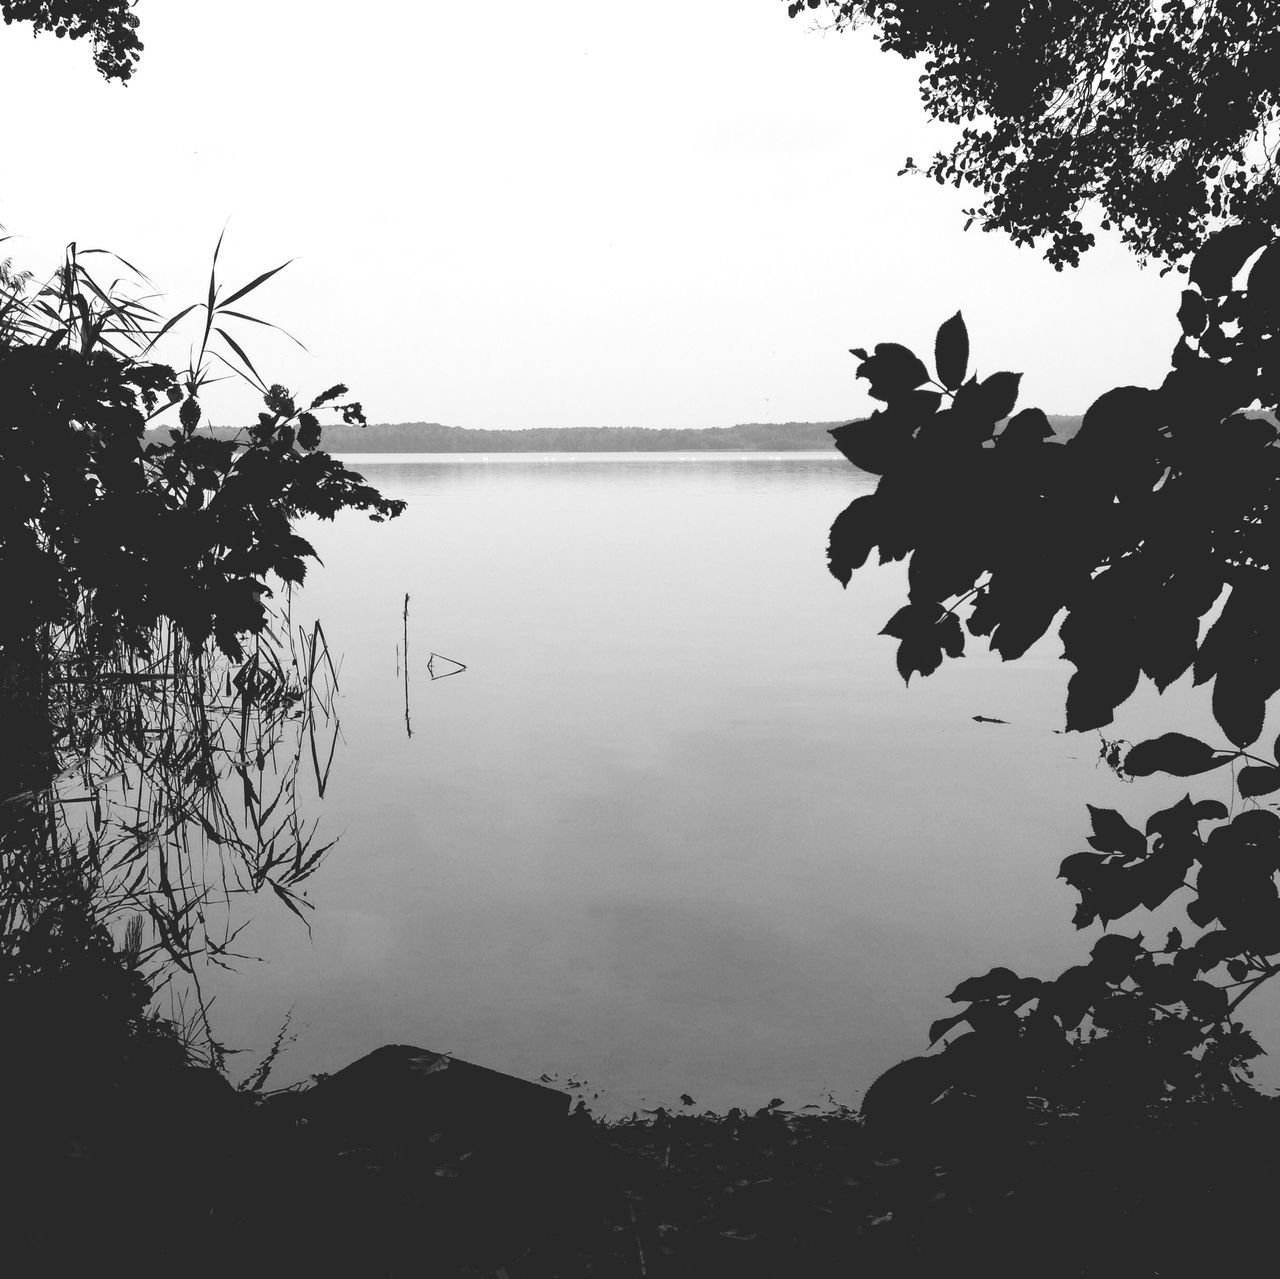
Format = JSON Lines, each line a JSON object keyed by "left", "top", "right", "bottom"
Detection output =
{"left": 203, "top": 452, "right": 1280, "bottom": 1111}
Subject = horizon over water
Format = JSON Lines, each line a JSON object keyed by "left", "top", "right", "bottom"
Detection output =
{"left": 200, "top": 452, "right": 1280, "bottom": 1115}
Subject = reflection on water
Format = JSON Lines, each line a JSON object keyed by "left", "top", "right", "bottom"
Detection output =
{"left": 202, "top": 451, "right": 1280, "bottom": 1112}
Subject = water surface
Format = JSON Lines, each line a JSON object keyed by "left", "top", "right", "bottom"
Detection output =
{"left": 204, "top": 452, "right": 1280, "bottom": 1111}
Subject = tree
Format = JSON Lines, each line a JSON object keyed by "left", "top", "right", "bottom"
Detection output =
{"left": 786, "top": 1, "right": 1280, "bottom": 267}
{"left": 794, "top": 4, "right": 1280, "bottom": 1112}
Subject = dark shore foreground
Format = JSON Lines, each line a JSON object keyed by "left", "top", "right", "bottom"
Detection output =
{"left": 6, "top": 1041, "right": 1279, "bottom": 1277}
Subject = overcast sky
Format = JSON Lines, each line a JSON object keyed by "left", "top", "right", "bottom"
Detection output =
{"left": 2, "top": 0, "right": 1184, "bottom": 429}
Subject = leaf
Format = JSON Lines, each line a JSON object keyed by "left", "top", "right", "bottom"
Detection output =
{"left": 928, "top": 1011, "right": 967, "bottom": 1046}
{"left": 1085, "top": 805, "right": 1146, "bottom": 860}
{"left": 934, "top": 311, "right": 968, "bottom": 390}
{"left": 1212, "top": 660, "right": 1278, "bottom": 749}
{"left": 296, "top": 412, "right": 322, "bottom": 451}
{"left": 1230, "top": 809, "right": 1280, "bottom": 842}
{"left": 1090, "top": 933, "right": 1144, "bottom": 982}
{"left": 998, "top": 407, "right": 1054, "bottom": 446}
{"left": 976, "top": 371, "right": 1021, "bottom": 421}
{"left": 1193, "top": 799, "right": 1230, "bottom": 824}
{"left": 1188, "top": 223, "right": 1270, "bottom": 297}
{"left": 1145, "top": 794, "right": 1197, "bottom": 838}
{"left": 827, "top": 494, "right": 879, "bottom": 587}
{"left": 1176, "top": 289, "right": 1208, "bottom": 337}
{"left": 947, "top": 966, "right": 1021, "bottom": 1003}
{"left": 1186, "top": 896, "right": 1218, "bottom": 928}
{"left": 938, "top": 611, "right": 965, "bottom": 658}
{"left": 1239, "top": 765, "right": 1280, "bottom": 799}
{"left": 310, "top": 383, "right": 348, "bottom": 410}
{"left": 218, "top": 259, "right": 293, "bottom": 310}
{"left": 855, "top": 342, "right": 930, "bottom": 402}
{"left": 213, "top": 326, "right": 267, "bottom": 392}
{"left": 1123, "top": 733, "right": 1231, "bottom": 778}
{"left": 1183, "top": 979, "right": 1229, "bottom": 1023}
{"left": 829, "top": 414, "right": 910, "bottom": 475}
{"left": 1192, "top": 930, "right": 1245, "bottom": 971}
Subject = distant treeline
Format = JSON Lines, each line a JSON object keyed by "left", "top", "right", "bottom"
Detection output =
{"left": 146, "top": 416, "right": 1083, "bottom": 453}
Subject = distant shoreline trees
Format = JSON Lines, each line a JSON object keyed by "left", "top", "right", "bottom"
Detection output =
{"left": 142, "top": 417, "right": 1083, "bottom": 454}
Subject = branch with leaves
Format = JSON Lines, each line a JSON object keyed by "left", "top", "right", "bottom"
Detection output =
{"left": 833, "top": 222, "right": 1280, "bottom": 1109}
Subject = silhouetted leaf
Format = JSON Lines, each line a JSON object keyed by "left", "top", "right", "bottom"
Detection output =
{"left": 1065, "top": 659, "right": 1140, "bottom": 733}
{"left": 928, "top": 1011, "right": 967, "bottom": 1045}
{"left": 296, "top": 412, "right": 322, "bottom": 451}
{"left": 1042, "top": 964, "right": 1100, "bottom": 1030}
{"left": 1189, "top": 223, "right": 1270, "bottom": 296}
{"left": 827, "top": 495, "right": 878, "bottom": 586}
{"left": 1239, "top": 765, "right": 1280, "bottom": 799}
{"left": 998, "top": 407, "right": 1054, "bottom": 445}
{"left": 855, "top": 343, "right": 930, "bottom": 402}
{"left": 1193, "top": 930, "right": 1245, "bottom": 971}
{"left": 1231, "top": 809, "right": 1280, "bottom": 842}
{"left": 1085, "top": 805, "right": 1146, "bottom": 860}
{"left": 1145, "top": 795, "right": 1198, "bottom": 838}
{"left": 965, "top": 1002, "right": 1019, "bottom": 1036}
{"left": 830, "top": 413, "right": 911, "bottom": 474}
{"left": 976, "top": 371, "right": 1021, "bottom": 421}
{"left": 938, "top": 611, "right": 964, "bottom": 658}
{"left": 309, "top": 383, "right": 348, "bottom": 409}
{"left": 1186, "top": 896, "right": 1218, "bottom": 928}
{"left": 1212, "top": 658, "right": 1279, "bottom": 748}
{"left": 1176, "top": 289, "right": 1208, "bottom": 337}
{"left": 1183, "top": 979, "right": 1229, "bottom": 1023}
{"left": 934, "top": 311, "right": 968, "bottom": 390}
{"left": 896, "top": 633, "right": 942, "bottom": 684}
{"left": 948, "top": 966, "right": 1021, "bottom": 1003}
{"left": 1189, "top": 799, "right": 1227, "bottom": 826}
{"left": 219, "top": 259, "right": 293, "bottom": 310}
{"left": 1090, "top": 933, "right": 1144, "bottom": 982}
{"left": 1124, "top": 733, "right": 1230, "bottom": 778}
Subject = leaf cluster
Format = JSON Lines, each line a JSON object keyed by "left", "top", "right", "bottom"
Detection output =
{"left": 1, "top": 0, "right": 141, "bottom": 81}
{"left": 0, "top": 244, "right": 404, "bottom": 665}
{"left": 834, "top": 223, "right": 1280, "bottom": 1104}
{"left": 830, "top": 225, "right": 1280, "bottom": 748}
{"left": 786, "top": 1, "right": 1280, "bottom": 266}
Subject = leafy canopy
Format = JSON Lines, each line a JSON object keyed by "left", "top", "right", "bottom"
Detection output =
{"left": 786, "top": 1, "right": 1280, "bottom": 266}
{"left": 2, "top": 0, "right": 141, "bottom": 81}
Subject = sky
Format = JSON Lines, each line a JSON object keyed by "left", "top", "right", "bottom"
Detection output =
{"left": 1, "top": 0, "right": 1186, "bottom": 429}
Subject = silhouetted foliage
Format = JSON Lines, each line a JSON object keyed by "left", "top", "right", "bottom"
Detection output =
{"left": 832, "top": 224, "right": 1280, "bottom": 1109}
{"left": 0, "top": 242, "right": 405, "bottom": 1058}
{"left": 786, "top": 1, "right": 1280, "bottom": 266}
{"left": 0, "top": 243, "right": 404, "bottom": 666}
{"left": 2, "top": 0, "right": 141, "bottom": 80}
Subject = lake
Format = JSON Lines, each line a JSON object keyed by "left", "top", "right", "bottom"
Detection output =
{"left": 201, "top": 451, "right": 1280, "bottom": 1112}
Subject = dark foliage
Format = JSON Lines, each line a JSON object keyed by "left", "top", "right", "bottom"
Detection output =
{"left": 831, "top": 223, "right": 1280, "bottom": 1105}
{"left": 0, "top": 310, "right": 403, "bottom": 668}
{"left": 831, "top": 225, "right": 1280, "bottom": 746}
{"left": 786, "top": 1, "right": 1280, "bottom": 267}
{"left": 1, "top": 0, "right": 141, "bottom": 81}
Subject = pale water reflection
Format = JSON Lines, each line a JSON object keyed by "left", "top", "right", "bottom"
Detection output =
{"left": 203, "top": 452, "right": 1280, "bottom": 1112}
